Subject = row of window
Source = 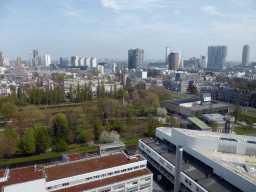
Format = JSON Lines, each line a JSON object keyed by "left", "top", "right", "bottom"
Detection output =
{"left": 46, "top": 165, "right": 146, "bottom": 191}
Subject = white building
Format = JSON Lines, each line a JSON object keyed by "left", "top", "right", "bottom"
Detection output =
{"left": 139, "top": 127, "right": 256, "bottom": 192}
{"left": 0, "top": 152, "right": 153, "bottom": 192}
{"left": 3, "top": 58, "right": 9, "bottom": 66}
{"left": 98, "top": 65, "right": 104, "bottom": 74}
{"left": 85, "top": 58, "right": 91, "bottom": 68}
{"left": 79, "top": 58, "right": 85, "bottom": 66}
{"left": 91, "top": 58, "right": 97, "bottom": 68}
{"left": 71, "top": 56, "right": 79, "bottom": 66}
{"left": 42, "top": 55, "right": 51, "bottom": 67}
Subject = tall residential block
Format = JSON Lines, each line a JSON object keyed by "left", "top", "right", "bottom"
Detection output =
{"left": 79, "top": 58, "right": 85, "bottom": 66}
{"left": 17, "top": 57, "right": 21, "bottom": 66}
{"left": 32, "top": 50, "right": 39, "bottom": 67}
{"left": 242, "top": 45, "right": 250, "bottom": 66}
{"left": 207, "top": 46, "right": 227, "bottom": 70}
{"left": 71, "top": 56, "right": 79, "bottom": 66}
{"left": 60, "top": 57, "right": 69, "bottom": 66}
{"left": 0, "top": 52, "right": 4, "bottom": 67}
{"left": 91, "top": 58, "right": 97, "bottom": 68}
{"left": 128, "top": 48, "right": 144, "bottom": 70}
{"left": 168, "top": 53, "right": 179, "bottom": 70}
{"left": 42, "top": 55, "right": 51, "bottom": 67}
{"left": 85, "top": 58, "right": 91, "bottom": 68}
{"left": 166, "top": 47, "right": 171, "bottom": 65}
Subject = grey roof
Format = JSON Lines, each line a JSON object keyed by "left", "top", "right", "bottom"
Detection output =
{"left": 141, "top": 137, "right": 242, "bottom": 192}
{"left": 188, "top": 103, "right": 229, "bottom": 112}
{"left": 164, "top": 98, "right": 200, "bottom": 105}
{"left": 202, "top": 113, "right": 227, "bottom": 122}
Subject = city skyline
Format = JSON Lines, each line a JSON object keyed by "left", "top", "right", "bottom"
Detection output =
{"left": 1, "top": 0, "right": 256, "bottom": 61}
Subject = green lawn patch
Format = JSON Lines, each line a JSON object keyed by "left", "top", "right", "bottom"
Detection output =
{"left": 0, "top": 145, "right": 98, "bottom": 166}
{"left": 234, "top": 126, "right": 256, "bottom": 135}
{"left": 122, "top": 134, "right": 146, "bottom": 147}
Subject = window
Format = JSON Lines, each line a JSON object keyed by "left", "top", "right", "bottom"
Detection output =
{"left": 128, "top": 168, "right": 133, "bottom": 171}
{"left": 140, "top": 165, "right": 145, "bottom": 168}
{"left": 62, "top": 183, "right": 69, "bottom": 186}
{"left": 93, "top": 175, "right": 99, "bottom": 179}
{"left": 189, "top": 181, "right": 192, "bottom": 186}
{"left": 134, "top": 166, "right": 139, "bottom": 170}
{"left": 115, "top": 171, "right": 120, "bottom": 174}
{"left": 185, "top": 178, "right": 188, "bottom": 183}
{"left": 121, "top": 169, "right": 126, "bottom": 172}
{"left": 132, "top": 181, "right": 137, "bottom": 185}
{"left": 101, "top": 174, "right": 106, "bottom": 177}
{"left": 196, "top": 187, "right": 200, "bottom": 192}
{"left": 108, "top": 172, "right": 113, "bottom": 176}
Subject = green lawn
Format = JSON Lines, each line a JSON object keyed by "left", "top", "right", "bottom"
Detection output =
{"left": 234, "top": 126, "right": 256, "bottom": 135}
{"left": 0, "top": 145, "right": 98, "bottom": 166}
{"left": 122, "top": 134, "right": 147, "bottom": 147}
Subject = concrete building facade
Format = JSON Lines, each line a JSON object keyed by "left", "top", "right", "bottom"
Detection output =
{"left": 139, "top": 127, "right": 256, "bottom": 192}
{"left": 0, "top": 52, "right": 3, "bottom": 67}
{"left": 168, "top": 53, "right": 179, "bottom": 70}
{"left": 207, "top": 46, "right": 227, "bottom": 70}
{"left": 128, "top": 49, "right": 144, "bottom": 70}
{"left": 60, "top": 57, "right": 69, "bottom": 66}
{"left": 242, "top": 45, "right": 250, "bottom": 66}
{"left": 71, "top": 56, "right": 79, "bottom": 66}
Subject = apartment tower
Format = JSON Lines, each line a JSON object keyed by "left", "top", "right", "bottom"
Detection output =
{"left": 168, "top": 53, "right": 180, "bottom": 70}
{"left": 128, "top": 48, "right": 144, "bottom": 70}
{"left": 242, "top": 45, "right": 250, "bottom": 66}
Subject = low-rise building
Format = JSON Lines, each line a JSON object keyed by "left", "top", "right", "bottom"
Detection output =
{"left": 0, "top": 152, "right": 153, "bottom": 192}
{"left": 201, "top": 113, "right": 235, "bottom": 133}
{"left": 139, "top": 127, "right": 256, "bottom": 192}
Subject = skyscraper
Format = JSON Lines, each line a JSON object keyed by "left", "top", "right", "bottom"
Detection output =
{"left": 42, "top": 55, "right": 51, "bottom": 67}
{"left": 166, "top": 47, "right": 171, "bottom": 65}
{"left": 79, "top": 58, "right": 85, "bottom": 66}
{"left": 85, "top": 58, "right": 91, "bottom": 68}
{"left": 0, "top": 52, "right": 4, "bottom": 67}
{"left": 242, "top": 45, "right": 250, "bottom": 66}
{"left": 32, "top": 50, "right": 39, "bottom": 66}
{"left": 128, "top": 48, "right": 144, "bottom": 70}
{"left": 91, "top": 58, "right": 97, "bottom": 68}
{"left": 207, "top": 46, "right": 227, "bottom": 70}
{"left": 71, "top": 56, "right": 79, "bottom": 66}
{"left": 168, "top": 53, "right": 179, "bottom": 70}
{"left": 17, "top": 57, "right": 21, "bottom": 66}
{"left": 60, "top": 57, "right": 69, "bottom": 66}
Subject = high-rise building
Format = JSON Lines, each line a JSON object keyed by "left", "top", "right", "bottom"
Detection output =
{"left": 201, "top": 56, "right": 207, "bottom": 68}
{"left": 166, "top": 47, "right": 171, "bottom": 65}
{"left": 168, "top": 53, "right": 179, "bottom": 70}
{"left": 85, "top": 58, "right": 91, "bottom": 68}
{"left": 3, "top": 58, "right": 9, "bottom": 66}
{"left": 71, "top": 56, "right": 79, "bottom": 66}
{"left": 60, "top": 57, "right": 69, "bottom": 66}
{"left": 32, "top": 50, "right": 39, "bottom": 67}
{"left": 91, "top": 58, "right": 97, "bottom": 68}
{"left": 17, "top": 57, "right": 21, "bottom": 66}
{"left": 79, "top": 58, "right": 85, "bottom": 66}
{"left": 207, "top": 46, "right": 227, "bottom": 70}
{"left": 0, "top": 52, "right": 4, "bottom": 67}
{"left": 242, "top": 45, "right": 250, "bottom": 66}
{"left": 128, "top": 48, "right": 144, "bottom": 70}
{"left": 42, "top": 55, "right": 51, "bottom": 67}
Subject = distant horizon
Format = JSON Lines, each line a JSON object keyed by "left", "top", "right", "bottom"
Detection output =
{"left": 1, "top": 0, "right": 256, "bottom": 62}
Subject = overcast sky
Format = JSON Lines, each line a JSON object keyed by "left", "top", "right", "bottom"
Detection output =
{"left": 1, "top": 0, "right": 256, "bottom": 61}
